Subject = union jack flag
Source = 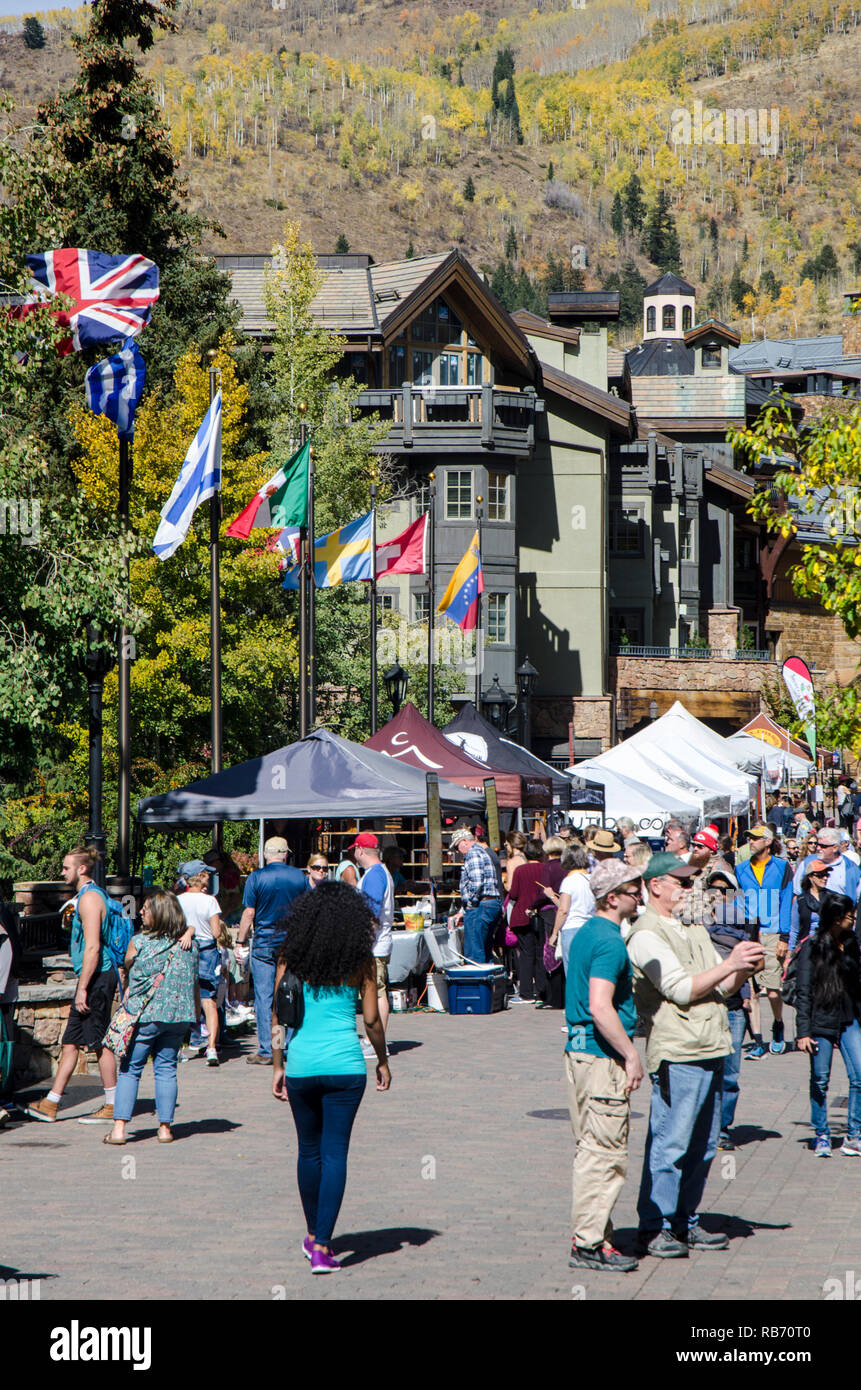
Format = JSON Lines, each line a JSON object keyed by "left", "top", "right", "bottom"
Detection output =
{"left": 25, "top": 249, "right": 160, "bottom": 355}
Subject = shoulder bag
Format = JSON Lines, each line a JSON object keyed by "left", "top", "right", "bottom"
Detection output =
{"left": 103, "top": 941, "right": 181, "bottom": 1059}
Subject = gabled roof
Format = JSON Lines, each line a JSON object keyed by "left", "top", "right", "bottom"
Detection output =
{"left": 730, "top": 335, "right": 847, "bottom": 371}
{"left": 644, "top": 272, "right": 696, "bottom": 297}
{"left": 684, "top": 318, "right": 741, "bottom": 348}
{"left": 540, "top": 361, "right": 633, "bottom": 434}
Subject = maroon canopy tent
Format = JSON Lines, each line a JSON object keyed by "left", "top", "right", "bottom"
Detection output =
{"left": 365, "top": 703, "right": 552, "bottom": 809}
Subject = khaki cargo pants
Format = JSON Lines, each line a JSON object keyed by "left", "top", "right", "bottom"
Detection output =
{"left": 565, "top": 1051, "right": 630, "bottom": 1249}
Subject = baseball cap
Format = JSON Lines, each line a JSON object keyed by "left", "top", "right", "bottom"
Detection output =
{"left": 347, "top": 831, "right": 379, "bottom": 850}
{"left": 806, "top": 858, "right": 829, "bottom": 875}
{"left": 747, "top": 823, "right": 774, "bottom": 840}
{"left": 817, "top": 828, "right": 841, "bottom": 847}
{"left": 693, "top": 828, "right": 719, "bottom": 853}
{"left": 177, "top": 859, "right": 211, "bottom": 879}
{"left": 590, "top": 861, "right": 642, "bottom": 899}
{"left": 449, "top": 826, "right": 474, "bottom": 849}
{"left": 706, "top": 865, "right": 739, "bottom": 890}
{"left": 263, "top": 836, "right": 290, "bottom": 856}
{"left": 643, "top": 851, "right": 697, "bottom": 882}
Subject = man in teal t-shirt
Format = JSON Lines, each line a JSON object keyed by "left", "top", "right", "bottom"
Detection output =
{"left": 565, "top": 859, "right": 645, "bottom": 1274}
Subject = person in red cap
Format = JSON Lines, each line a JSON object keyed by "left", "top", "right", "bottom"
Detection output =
{"left": 349, "top": 833, "right": 394, "bottom": 1054}
{"left": 678, "top": 827, "right": 727, "bottom": 930}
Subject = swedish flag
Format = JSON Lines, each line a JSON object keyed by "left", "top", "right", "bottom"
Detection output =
{"left": 282, "top": 511, "right": 374, "bottom": 589}
{"left": 437, "top": 530, "right": 483, "bottom": 631}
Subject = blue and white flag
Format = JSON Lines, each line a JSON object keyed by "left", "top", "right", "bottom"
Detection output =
{"left": 152, "top": 392, "right": 222, "bottom": 561}
{"left": 85, "top": 338, "right": 145, "bottom": 440}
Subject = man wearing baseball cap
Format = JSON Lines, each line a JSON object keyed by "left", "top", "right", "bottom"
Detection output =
{"left": 450, "top": 825, "right": 505, "bottom": 965}
{"left": 236, "top": 837, "right": 308, "bottom": 1064}
{"left": 736, "top": 824, "right": 794, "bottom": 1058}
{"left": 349, "top": 833, "right": 395, "bottom": 1053}
{"left": 565, "top": 861, "right": 645, "bottom": 1274}
{"left": 627, "top": 853, "right": 763, "bottom": 1258}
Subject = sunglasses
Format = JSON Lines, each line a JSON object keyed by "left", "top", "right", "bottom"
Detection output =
{"left": 309, "top": 864, "right": 328, "bottom": 872}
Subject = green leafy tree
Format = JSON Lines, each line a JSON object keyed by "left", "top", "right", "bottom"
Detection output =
{"left": 22, "top": 15, "right": 46, "bottom": 48}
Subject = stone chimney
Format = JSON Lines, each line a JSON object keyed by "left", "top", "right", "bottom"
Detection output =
{"left": 707, "top": 606, "right": 741, "bottom": 654}
{"left": 844, "top": 293, "right": 861, "bottom": 356}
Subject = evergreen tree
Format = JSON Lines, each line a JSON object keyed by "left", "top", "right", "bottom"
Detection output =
{"left": 491, "top": 47, "right": 522, "bottom": 143}
{"left": 709, "top": 217, "right": 719, "bottom": 247}
{"left": 546, "top": 159, "right": 554, "bottom": 181}
{"left": 759, "top": 269, "right": 779, "bottom": 299}
{"left": 729, "top": 262, "right": 754, "bottom": 312}
{"left": 405, "top": 239, "right": 415, "bottom": 259}
{"left": 742, "top": 232, "right": 749, "bottom": 259}
{"left": 604, "top": 260, "right": 647, "bottom": 328}
{"left": 643, "top": 190, "right": 682, "bottom": 274}
{"left": 623, "top": 173, "right": 646, "bottom": 234}
{"left": 611, "top": 191, "right": 625, "bottom": 238}
{"left": 334, "top": 233, "right": 350, "bottom": 253}
{"left": 22, "top": 15, "right": 46, "bottom": 48}
{"left": 505, "top": 225, "right": 518, "bottom": 260}
{"left": 463, "top": 175, "right": 475, "bottom": 203}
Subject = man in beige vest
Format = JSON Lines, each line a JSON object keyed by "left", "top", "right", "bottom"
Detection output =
{"left": 627, "top": 853, "right": 763, "bottom": 1259}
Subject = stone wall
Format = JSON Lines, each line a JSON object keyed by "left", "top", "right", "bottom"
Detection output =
{"left": 793, "top": 393, "right": 859, "bottom": 425}
{"left": 769, "top": 602, "right": 861, "bottom": 683}
{"left": 844, "top": 316, "right": 861, "bottom": 356}
{"left": 614, "top": 653, "right": 775, "bottom": 723}
{"left": 532, "top": 695, "right": 614, "bottom": 752}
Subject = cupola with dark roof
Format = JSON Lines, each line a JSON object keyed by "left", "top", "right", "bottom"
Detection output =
{"left": 643, "top": 272, "right": 696, "bottom": 341}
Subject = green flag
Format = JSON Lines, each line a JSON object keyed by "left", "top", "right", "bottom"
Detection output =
{"left": 225, "top": 440, "right": 310, "bottom": 538}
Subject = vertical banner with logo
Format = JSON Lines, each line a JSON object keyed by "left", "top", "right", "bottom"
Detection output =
{"left": 781, "top": 656, "right": 816, "bottom": 763}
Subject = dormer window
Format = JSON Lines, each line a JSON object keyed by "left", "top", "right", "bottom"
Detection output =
{"left": 682, "top": 305, "right": 692, "bottom": 331}
{"left": 662, "top": 306, "right": 676, "bottom": 331}
{"left": 646, "top": 306, "right": 656, "bottom": 333}
{"left": 702, "top": 347, "right": 721, "bottom": 370}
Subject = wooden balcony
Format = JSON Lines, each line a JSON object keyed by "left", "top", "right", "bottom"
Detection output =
{"left": 354, "top": 384, "right": 541, "bottom": 455}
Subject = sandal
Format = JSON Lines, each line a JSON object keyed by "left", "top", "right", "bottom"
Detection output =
{"left": 102, "top": 1134, "right": 126, "bottom": 1146}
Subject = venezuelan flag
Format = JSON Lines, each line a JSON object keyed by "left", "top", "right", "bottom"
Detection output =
{"left": 437, "top": 530, "right": 483, "bottom": 631}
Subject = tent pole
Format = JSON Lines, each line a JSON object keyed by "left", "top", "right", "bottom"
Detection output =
{"left": 258, "top": 818, "right": 264, "bottom": 868}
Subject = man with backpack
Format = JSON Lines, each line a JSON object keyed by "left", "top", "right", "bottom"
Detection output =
{"left": 26, "top": 847, "right": 123, "bottom": 1123}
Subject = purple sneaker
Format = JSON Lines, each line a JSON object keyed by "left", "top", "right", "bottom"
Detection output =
{"left": 310, "top": 1247, "right": 341, "bottom": 1275}
{"left": 302, "top": 1236, "right": 314, "bottom": 1261}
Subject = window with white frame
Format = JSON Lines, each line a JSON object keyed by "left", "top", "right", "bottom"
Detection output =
{"left": 446, "top": 469, "right": 472, "bottom": 520}
{"left": 680, "top": 515, "right": 696, "bottom": 563}
{"left": 412, "top": 591, "right": 430, "bottom": 624}
{"left": 376, "top": 591, "right": 396, "bottom": 613}
{"left": 486, "top": 593, "right": 509, "bottom": 645}
{"left": 487, "top": 472, "right": 509, "bottom": 522}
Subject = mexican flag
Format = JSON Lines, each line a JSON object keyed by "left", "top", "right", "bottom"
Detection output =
{"left": 226, "top": 440, "right": 310, "bottom": 539}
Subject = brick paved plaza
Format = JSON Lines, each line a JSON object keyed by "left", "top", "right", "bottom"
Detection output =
{"left": 3, "top": 1004, "right": 859, "bottom": 1302}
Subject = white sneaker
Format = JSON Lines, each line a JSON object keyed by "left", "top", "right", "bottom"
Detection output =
{"left": 206, "top": 1048, "right": 219, "bottom": 1067}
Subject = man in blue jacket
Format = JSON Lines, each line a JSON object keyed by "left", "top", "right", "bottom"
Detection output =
{"left": 735, "top": 825, "right": 793, "bottom": 1059}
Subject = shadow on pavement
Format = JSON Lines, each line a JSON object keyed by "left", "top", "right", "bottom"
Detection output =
{"left": 729, "top": 1125, "right": 783, "bottom": 1146}
{"left": 0, "top": 1264, "right": 58, "bottom": 1282}
{"left": 387, "top": 1040, "right": 422, "bottom": 1056}
{"left": 334, "top": 1226, "right": 441, "bottom": 1267}
{"left": 148, "top": 1117, "right": 242, "bottom": 1140}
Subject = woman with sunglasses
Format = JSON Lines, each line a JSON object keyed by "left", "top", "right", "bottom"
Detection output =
{"left": 789, "top": 859, "right": 832, "bottom": 951}
{"left": 306, "top": 857, "right": 330, "bottom": 889}
{"left": 795, "top": 893, "right": 861, "bottom": 1156}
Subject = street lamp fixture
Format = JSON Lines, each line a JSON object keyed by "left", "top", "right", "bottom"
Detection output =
{"left": 649, "top": 699, "right": 659, "bottom": 721}
{"left": 515, "top": 656, "right": 538, "bottom": 700}
{"left": 383, "top": 660, "right": 409, "bottom": 716}
{"left": 481, "top": 674, "right": 514, "bottom": 730}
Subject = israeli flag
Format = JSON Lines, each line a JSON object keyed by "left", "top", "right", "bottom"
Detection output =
{"left": 84, "top": 338, "right": 145, "bottom": 440}
{"left": 152, "top": 391, "right": 222, "bottom": 560}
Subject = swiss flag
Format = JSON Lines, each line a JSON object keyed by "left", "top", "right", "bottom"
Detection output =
{"left": 375, "top": 513, "right": 427, "bottom": 578}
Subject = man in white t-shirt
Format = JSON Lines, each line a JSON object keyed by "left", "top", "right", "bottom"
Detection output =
{"left": 351, "top": 833, "right": 394, "bottom": 1055}
{"left": 178, "top": 861, "right": 223, "bottom": 1066}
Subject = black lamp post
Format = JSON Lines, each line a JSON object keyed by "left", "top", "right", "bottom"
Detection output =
{"left": 481, "top": 674, "right": 514, "bottom": 731}
{"left": 83, "top": 622, "right": 115, "bottom": 888}
{"left": 383, "top": 661, "right": 409, "bottom": 716}
{"left": 515, "top": 656, "right": 538, "bottom": 750}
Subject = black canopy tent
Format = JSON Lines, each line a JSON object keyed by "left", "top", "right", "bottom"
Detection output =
{"left": 136, "top": 727, "right": 484, "bottom": 827}
{"left": 442, "top": 702, "right": 571, "bottom": 810}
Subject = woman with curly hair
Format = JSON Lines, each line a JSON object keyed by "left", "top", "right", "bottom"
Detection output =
{"left": 271, "top": 881, "right": 391, "bottom": 1274}
{"left": 795, "top": 892, "right": 861, "bottom": 1156}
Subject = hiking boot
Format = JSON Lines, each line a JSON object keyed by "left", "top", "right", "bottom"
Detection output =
{"left": 679, "top": 1224, "right": 729, "bottom": 1251}
{"left": 78, "top": 1103, "right": 114, "bottom": 1124}
{"left": 568, "top": 1242, "right": 638, "bottom": 1273}
{"left": 638, "top": 1229, "right": 689, "bottom": 1259}
{"left": 26, "top": 1097, "right": 59, "bottom": 1123}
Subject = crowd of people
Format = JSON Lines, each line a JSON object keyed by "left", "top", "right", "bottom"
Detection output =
{"left": 7, "top": 781, "right": 861, "bottom": 1277}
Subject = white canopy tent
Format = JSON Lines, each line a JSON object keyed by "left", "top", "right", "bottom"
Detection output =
{"left": 567, "top": 700, "right": 758, "bottom": 826}
{"left": 724, "top": 731, "right": 812, "bottom": 780}
{"left": 566, "top": 761, "right": 702, "bottom": 832}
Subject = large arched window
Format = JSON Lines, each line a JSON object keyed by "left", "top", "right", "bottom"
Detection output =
{"left": 646, "top": 306, "right": 656, "bottom": 333}
{"left": 662, "top": 305, "right": 676, "bottom": 331}
{"left": 682, "top": 305, "right": 692, "bottom": 331}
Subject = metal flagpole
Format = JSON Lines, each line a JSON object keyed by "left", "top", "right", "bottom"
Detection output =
{"left": 370, "top": 480, "right": 378, "bottom": 734}
{"left": 474, "top": 496, "right": 483, "bottom": 708}
{"left": 427, "top": 473, "right": 436, "bottom": 724}
{"left": 298, "top": 408, "right": 308, "bottom": 738}
{"left": 306, "top": 425, "right": 316, "bottom": 728}
{"left": 208, "top": 358, "right": 223, "bottom": 851}
{"left": 117, "top": 434, "right": 131, "bottom": 879}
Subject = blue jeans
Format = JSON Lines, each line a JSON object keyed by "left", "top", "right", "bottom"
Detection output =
{"left": 463, "top": 899, "right": 502, "bottom": 964}
{"left": 810, "top": 1018, "right": 861, "bottom": 1140}
{"left": 114, "top": 1023, "right": 188, "bottom": 1124}
{"left": 251, "top": 952, "right": 278, "bottom": 1058}
{"left": 721, "top": 1009, "right": 746, "bottom": 1135}
{"left": 638, "top": 1059, "right": 724, "bottom": 1233}
{"left": 285, "top": 1074, "right": 367, "bottom": 1246}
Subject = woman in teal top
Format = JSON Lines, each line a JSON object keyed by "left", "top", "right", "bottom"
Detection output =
{"left": 105, "top": 892, "right": 200, "bottom": 1147}
{"left": 272, "top": 881, "right": 390, "bottom": 1275}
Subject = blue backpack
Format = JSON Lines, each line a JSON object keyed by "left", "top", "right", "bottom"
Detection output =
{"left": 77, "top": 883, "right": 135, "bottom": 990}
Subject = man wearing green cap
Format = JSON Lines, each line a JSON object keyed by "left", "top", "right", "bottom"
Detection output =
{"left": 627, "top": 853, "right": 763, "bottom": 1259}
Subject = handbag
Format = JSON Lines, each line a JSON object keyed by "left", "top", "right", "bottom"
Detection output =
{"left": 0, "top": 1007, "right": 14, "bottom": 1099}
{"left": 103, "top": 942, "right": 180, "bottom": 1059}
{"left": 780, "top": 936, "right": 808, "bottom": 1008}
{"left": 275, "top": 969, "right": 305, "bottom": 1030}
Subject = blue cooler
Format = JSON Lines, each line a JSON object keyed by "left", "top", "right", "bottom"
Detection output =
{"left": 423, "top": 925, "right": 507, "bottom": 1015}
